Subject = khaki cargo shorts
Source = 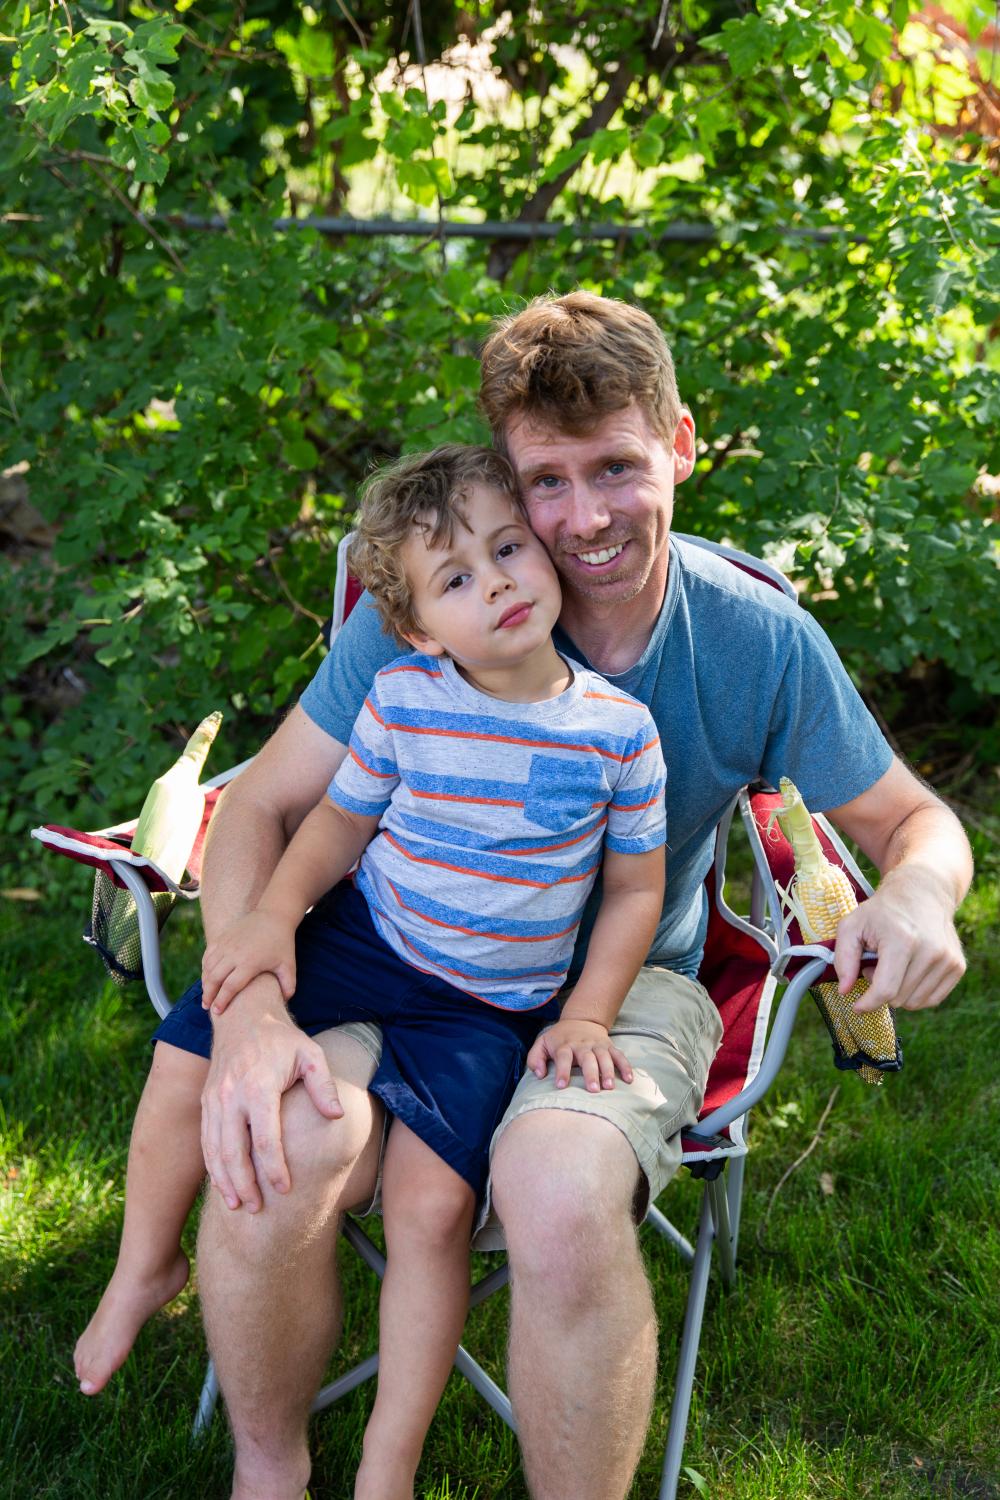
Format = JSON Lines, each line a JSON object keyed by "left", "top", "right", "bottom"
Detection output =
{"left": 472, "top": 966, "right": 723, "bottom": 1250}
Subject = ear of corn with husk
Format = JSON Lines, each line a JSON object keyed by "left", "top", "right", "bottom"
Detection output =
{"left": 129, "top": 710, "right": 222, "bottom": 883}
{"left": 95, "top": 713, "right": 223, "bottom": 979}
{"left": 773, "top": 776, "right": 901, "bottom": 1085}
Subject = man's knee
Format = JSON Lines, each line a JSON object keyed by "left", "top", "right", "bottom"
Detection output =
{"left": 202, "top": 1079, "right": 380, "bottom": 1260}
{"left": 492, "top": 1111, "right": 641, "bottom": 1281}
{"left": 277, "top": 1072, "right": 379, "bottom": 1190}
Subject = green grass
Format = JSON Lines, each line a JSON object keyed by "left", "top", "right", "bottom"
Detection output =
{"left": 2, "top": 874, "right": 999, "bottom": 1500}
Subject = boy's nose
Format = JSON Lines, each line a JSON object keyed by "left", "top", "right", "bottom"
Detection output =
{"left": 485, "top": 570, "right": 516, "bottom": 601}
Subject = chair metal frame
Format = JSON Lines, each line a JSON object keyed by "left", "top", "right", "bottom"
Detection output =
{"left": 36, "top": 531, "right": 877, "bottom": 1496}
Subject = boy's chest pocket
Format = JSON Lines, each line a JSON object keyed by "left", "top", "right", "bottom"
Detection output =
{"left": 522, "top": 753, "right": 608, "bottom": 832}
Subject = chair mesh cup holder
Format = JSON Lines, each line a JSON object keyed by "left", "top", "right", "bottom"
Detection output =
{"left": 85, "top": 866, "right": 176, "bottom": 986}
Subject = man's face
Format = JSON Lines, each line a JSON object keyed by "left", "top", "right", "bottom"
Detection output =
{"left": 400, "top": 484, "right": 562, "bottom": 673}
{"left": 505, "top": 405, "right": 695, "bottom": 609}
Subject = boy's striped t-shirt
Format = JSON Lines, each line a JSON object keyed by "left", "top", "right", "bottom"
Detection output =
{"left": 327, "top": 652, "right": 666, "bottom": 1011}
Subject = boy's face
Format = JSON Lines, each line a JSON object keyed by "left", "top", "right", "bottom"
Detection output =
{"left": 401, "top": 485, "right": 562, "bottom": 670}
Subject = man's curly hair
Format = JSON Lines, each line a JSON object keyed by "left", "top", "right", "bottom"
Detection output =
{"left": 480, "top": 290, "right": 682, "bottom": 447}
{"left": 351, "top": 445, "right": 523, "bottom": 642}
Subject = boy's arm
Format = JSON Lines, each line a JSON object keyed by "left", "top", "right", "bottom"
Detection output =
{"left": 527, "top": 846, "right": 665, "bottom": 1093}
{"left": 201, "top": 796, "right": 380, "bottom": 1014}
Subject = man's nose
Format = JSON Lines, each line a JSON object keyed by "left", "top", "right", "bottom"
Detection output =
{"left": 565, "top": 481, "right": 612, "bottom": 539}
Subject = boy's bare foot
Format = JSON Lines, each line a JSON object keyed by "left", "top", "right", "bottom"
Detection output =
{"left": 74, "top": 1249, "right": 190, "bottom": 1394}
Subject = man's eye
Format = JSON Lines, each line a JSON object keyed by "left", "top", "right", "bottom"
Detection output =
{"left": 536, "top": 475, "right": 561, "bottom": 490}
{"left": 606, "top": 462, "right": 629, "bottom": 477}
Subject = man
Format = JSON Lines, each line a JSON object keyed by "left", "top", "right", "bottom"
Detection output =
{"left": 196, "top": 293, "right": 971, "bottom": 1500}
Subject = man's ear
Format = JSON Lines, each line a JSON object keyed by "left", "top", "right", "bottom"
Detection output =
{"left": 672, "top": 410, "right": 696, "bottom": 485}
{"left": 400, "top": 627, "right": 446, "bottom": 657}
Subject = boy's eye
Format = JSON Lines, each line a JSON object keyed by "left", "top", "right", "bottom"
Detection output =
{"left": 444, "top": 573, "right": 468, "bottom": 592}
{"left": 497, "top": 541, "right": 520, "bottom": 559}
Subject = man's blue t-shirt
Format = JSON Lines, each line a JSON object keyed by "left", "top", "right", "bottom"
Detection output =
{"left": 300, "top": 537, "right": 893, "bottom": 979}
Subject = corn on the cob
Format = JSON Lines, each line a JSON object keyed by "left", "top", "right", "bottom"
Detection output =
{"left": 129, "top": 711, "right": 222, "bottom": 884}
{"left": 775, "top": 776, "right": 899, "bottom": 1086}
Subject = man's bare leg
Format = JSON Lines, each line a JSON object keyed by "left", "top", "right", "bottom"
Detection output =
{"left": 198, "top": 1030, "right": 384, "bottom": 1500}
{"left": 491, "top": 1112, "right": 656, "bottom": 1500}
{"left": 75, "top": 1042, "right": 207, "bottom": 1394}
{"left": 354, "top": 1124, "right": 475, "bottom": 1500}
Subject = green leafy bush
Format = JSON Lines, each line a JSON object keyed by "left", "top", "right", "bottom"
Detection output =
{"left": 1, "top": 0, "right": 997, "bottom": 858}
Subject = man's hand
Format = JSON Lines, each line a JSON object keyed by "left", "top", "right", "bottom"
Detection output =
{"left": 200, "top": 974, "right": 343, "bottom": 1213}
{"left": 201, "top": 910, "right": 297, "bottom": 1015}
{"left": 833, "top": 864, "right": 966, "bottom": 1013}
{"left": 527, "top": 1018, "right": 635, "bottom": 1093}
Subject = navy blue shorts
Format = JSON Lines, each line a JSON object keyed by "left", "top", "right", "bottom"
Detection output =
{"left": 153, "top": 882, "right": 558, "bottom": 1198}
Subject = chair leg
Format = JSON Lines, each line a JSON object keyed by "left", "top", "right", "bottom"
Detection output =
{"left": 453, "top": 1344, "right": 517, "bottom": 1431}
{"left": 708, "top": 1175, "right": 737, "bottom": 1291}
{"left": 726, "top": 1151, "right": 748, "bottom": 1262}
{"left": 645, "top": 1202, "right": 696, "bottom": 1265}
{"left": 659, "top": 1190, "right": 715, "bottom": 1500}
{"left": 313, "top": 1352, "right": 381, "bottom": 1413}
{"left": 192, "top": 1359, "right": 219, "bottom": 1439}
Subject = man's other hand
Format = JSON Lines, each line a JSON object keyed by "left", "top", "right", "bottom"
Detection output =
{"left": 200, "top": 974, "right": 343, "bottom": 1213}
{"left": 833, "top": 864, "right": 966, "bottom": 1013}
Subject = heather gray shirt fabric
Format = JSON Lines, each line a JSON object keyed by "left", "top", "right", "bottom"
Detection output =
{"left": 301, "top": 537, "right": 893, "bottom": 978}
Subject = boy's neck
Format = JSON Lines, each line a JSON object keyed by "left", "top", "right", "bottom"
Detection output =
{"left": 453, "top": 638, "right": 571, "bottom": 702}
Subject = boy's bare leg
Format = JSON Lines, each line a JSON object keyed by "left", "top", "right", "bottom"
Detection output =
{"left": 198, "top": 1029, "right": 384, "bottom": 1500}
{"left": 491, "top": 1111, "right": 657, "bottom": 1500}
{"left": 355, "top": 1124, "right": 475, "bottom": 1500}
{"left": 75, "top": 1041, "right": 208, "bottom": 1395}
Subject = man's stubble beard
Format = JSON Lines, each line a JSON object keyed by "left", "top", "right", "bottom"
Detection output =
{"left": 554, "top": 553, "right": 653, "bottom": 609}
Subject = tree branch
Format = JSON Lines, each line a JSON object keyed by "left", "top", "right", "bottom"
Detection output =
{"left": 487, "top": 61, "right": 637, "bottom": 280}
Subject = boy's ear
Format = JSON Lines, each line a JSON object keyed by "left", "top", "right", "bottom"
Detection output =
{"left": 400, "top": 627, "right": 446, "bottom": 657}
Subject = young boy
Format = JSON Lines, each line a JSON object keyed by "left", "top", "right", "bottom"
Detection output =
{"left": 75, "top": 445, "right": 667, "bottom": 1499}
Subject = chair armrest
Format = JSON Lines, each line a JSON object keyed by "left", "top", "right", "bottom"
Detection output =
{"left": 696, "top": 953, "right": 833, "bottom": 1138}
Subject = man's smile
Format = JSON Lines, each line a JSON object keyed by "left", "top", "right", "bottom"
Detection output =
{"left": 569, "top": 546, "right": 626, "bottom": 567}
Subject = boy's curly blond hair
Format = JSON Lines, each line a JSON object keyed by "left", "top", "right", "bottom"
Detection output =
{"left": 480, "top": 290, "right": 682, "bottom": 446}
{"left": 351, "top": 445, "right": 524, "bottom": 642}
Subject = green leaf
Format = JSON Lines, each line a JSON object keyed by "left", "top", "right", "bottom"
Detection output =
{"left": 703, "top": 15, "right": 779, "bottom": 77}
{"left": 396, "top": 159, "right": 437, "bottom": 207}
{"left": 632, "top": 128, "right": 665, "bottom": 169}
{"left": 539, "top": 138, "right": 589, "bottom": 185}
{"left": 284, "top": 438, "right": 319, "bottom": 469}
{"left": 110, "top": 123, "right": 169, "bottom": 184}
{"left": 131, "top": 19, "right": 186, "bottom": 63}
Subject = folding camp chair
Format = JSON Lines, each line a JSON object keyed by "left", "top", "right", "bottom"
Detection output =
{"left": 32, "top": 532, "right": 885, "bottom": 1496}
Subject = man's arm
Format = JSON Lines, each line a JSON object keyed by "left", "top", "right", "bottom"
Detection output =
{"left": 200, "top": 704, "right": 349, "bottom": 939}
{"left": 198, "top": 705, "right": 350, "bottom": 1213}
{"left": 201, "top": 798, "right": 379, "bottom": 1013}
{"left": 825, "top": 757, "right": 971, "bottom": 1012}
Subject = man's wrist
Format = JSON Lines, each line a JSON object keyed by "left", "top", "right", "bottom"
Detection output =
{"left": 880, "top": 860, "right": 963, "bottom": 916}
{"left": 210, "top": 971, "right": 287, "bottom": 1026}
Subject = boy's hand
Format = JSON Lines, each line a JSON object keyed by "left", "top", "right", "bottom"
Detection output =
{"left": 201, "top": 910, "right": 297, "bottom": 1015}
{"left": 526, "top": 1018, "right": 634, "bottom": 1094}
